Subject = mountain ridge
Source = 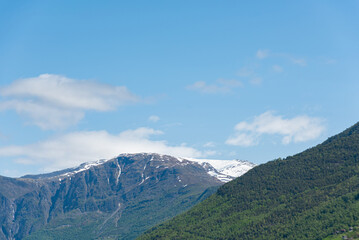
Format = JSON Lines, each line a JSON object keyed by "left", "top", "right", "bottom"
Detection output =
{"left": 0, "top": 153, "right": 255, "bottom": 240}
{"left": 21, "top": 153, "right": 255, "bottom": 183}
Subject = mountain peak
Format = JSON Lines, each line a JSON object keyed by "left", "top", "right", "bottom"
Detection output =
{"left": 21, "top": 152, "right": 256, "bottom": 183}
{"left": 3, "top": 152, "right": 231, "bottom": 239}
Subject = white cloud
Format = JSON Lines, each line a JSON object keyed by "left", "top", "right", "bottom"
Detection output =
{"left": 272, "top": 65, "right": 283, "bottom": 73}
{"left": 148, "top": 115, "right": 160, "bottom": 122}
{"left": 0, "top": 127, "right": 206, "bottom": 173}
{"left": 237, "top": 66, "right": 263, "bottom": 86}
{"left": 217, "top": 79, "right": 243, "bottom": 88}
{"left": 0, "top": 100, "right": 84, "bottom": 129}
{"left": 256, "top": 49, "right": 307, "bottom": 67}
{"left": 187, "top": 79, "right": 242, "bottom": 94}
{"left": 226, "top": 111, "right": 325, "bottom": 147}
{"left": 256, "top": 49, "right": 269, "bottom": 59}
{"left": 291, "top": 58, "right": 307, "bottom": 66}
{"left": 237, "top": 67, "right": 254, "bottom": 77}
{"left": 0, "top": 74, "right": 139, "bottom": 129}
{"left": 250, "top": 77, "right": 262, "bottom": 86}
{"left": 203, "top": 142, "right": 215, "bottom": 148}
{"left": 226, "top": 133, "right": 258, "bottom": 147}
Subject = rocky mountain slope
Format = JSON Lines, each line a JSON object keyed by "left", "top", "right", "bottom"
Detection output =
{"left": 139, "top": 123, "right": 359, "bottom": 240}
{"left": 0, "top": 153, "right": 254, "bottom": 240}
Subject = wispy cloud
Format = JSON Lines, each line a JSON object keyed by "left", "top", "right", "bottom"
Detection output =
{"left": 0, "top": 127, "right": 207, "bottom": 173}
{"left": 237, "top": 66, "right": 262, "bottom": 86}
{"left": 237, "top": 67, "right": 255, "bottom": 77}
{"left": 290, "top": 57, "right": 307, "bottom": 66}
{"left": 256, "top": 49, "right": 269, "bottom": 59}
{"left": 249, "top": 77, "right": 262, "bottom": 85}
{"left": 187, "top": 79, "right": 242, "bottom": 94}
{"left": 238, "top": 49, "right": 308, "bottom": 86}
{"left": 0, "top": 100, "right": 85, "bottom": 130}
{"left": 0, "top": 74, "right": 139, "bottom": 129}
{"left": 272, "top": 65, "right": 283, "bottom": 73}
{"left": 148, "top": 115, "right": 160, "bottom": 122}
{"left": 226, "top": 111, "right": 325, "bottom": 147}
{"left": 256, "top": 49, "right": 307, "bottom": 66}
{"left": 203, "top": 142, "right": 215, "bottom": 148}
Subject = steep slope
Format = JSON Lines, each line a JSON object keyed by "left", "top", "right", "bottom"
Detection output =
{"left": 139, "top": 122, "right": 359, "bottom": 240}
{"left": 0, "top": 176, "right": 40, "bottom": 240}
{"left": 0, "top": 153, "right": 254, "bottom": 240}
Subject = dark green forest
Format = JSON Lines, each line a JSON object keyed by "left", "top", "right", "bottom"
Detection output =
{"left": 139, "top": 122, "right": 359, "bottom": 240}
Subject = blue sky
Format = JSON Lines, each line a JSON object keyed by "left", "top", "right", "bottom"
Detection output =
{"left": 0, "top": 1, "right": 359, "bottom": 177}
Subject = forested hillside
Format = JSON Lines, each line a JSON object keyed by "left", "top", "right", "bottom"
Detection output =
{"left": 139, "top": 122, "right": 359, "bottom": 240}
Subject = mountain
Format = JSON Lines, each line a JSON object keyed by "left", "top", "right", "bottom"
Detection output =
{"left": 184, "top": 158, "right": 255, "bottom": 182}
{"left": 0, "top": 153, "right": 254, "bottom": 240}
{"left": 139, "top": 123, "right": 359, "bottom": 240}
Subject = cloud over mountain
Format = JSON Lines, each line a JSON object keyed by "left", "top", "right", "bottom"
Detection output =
{"left": 0, "top": 74, "right": 139, "bottom": 129}
{"left": 0, "top": 127, "right": 205, "bottom": 172}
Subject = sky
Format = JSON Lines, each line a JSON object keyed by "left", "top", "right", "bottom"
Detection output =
{"left": 0, "top": 1, "right": 359, "bottom": 177}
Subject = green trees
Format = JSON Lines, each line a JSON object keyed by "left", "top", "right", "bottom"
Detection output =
{"left": 139, "top": 122, "right": 359, "bottom": 240}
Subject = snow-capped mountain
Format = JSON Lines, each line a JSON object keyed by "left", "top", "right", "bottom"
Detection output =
{"left": 185, "top": 158, "right": 256, "bottom": 182}
{"left": 64, "top": 154, "right": 256, "bottom": 183}
{"left": 24, "top": 153, "right": 256, "bottom": 183}
{"left": 0, "top": 153, "right": 255, "bottom": 240}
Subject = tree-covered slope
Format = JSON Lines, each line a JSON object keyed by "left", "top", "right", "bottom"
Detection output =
{"left": 139, "top": 122, "right": 359, "bottom": 240}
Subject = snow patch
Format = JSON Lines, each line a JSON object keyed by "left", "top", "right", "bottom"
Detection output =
{"left": 139, "top": 163, "right": 147, "bottom": 185}
{"left": 115, "top": 160, "right": 121, "bottom": 185}
{"left": 183, "top": 158, "right": 256, "bottom": 183}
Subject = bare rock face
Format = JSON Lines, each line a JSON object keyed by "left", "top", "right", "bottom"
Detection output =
{"left": 0, "top": 153, "right": 254, "bottom": 240}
